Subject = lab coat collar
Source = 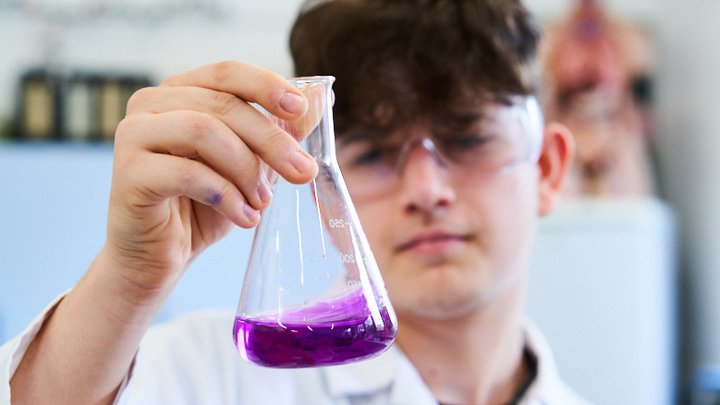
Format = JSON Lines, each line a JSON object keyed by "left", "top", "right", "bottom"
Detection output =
{"left": 521, "top": 319, "right": 590, "bottom": 404}
{"left": 321, "top": 344, "right": 437, "bottom": 404}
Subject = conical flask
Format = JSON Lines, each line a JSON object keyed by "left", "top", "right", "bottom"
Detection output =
{"left": 234, "top": 76, "right": 397, "bottom": 368}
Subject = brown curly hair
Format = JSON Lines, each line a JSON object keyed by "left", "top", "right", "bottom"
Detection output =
{"left": 289, "top": 0, "right": 541, "bottom": 137}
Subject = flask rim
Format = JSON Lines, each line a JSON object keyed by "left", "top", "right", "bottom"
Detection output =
{"left": 290, "top": 75, "right": 336, "bottom": 86}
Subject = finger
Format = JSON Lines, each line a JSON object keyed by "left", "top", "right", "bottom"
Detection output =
{"left": 125, "top": 87, "right": 318, "bottom": 184}
{"left": 272, "top": 81, "right": 326, "bottom": 141}
{"left": 160, "top": 61, "right": 308, "bottom": 121}
{"left": 121, "top": 151, "right": 260, "bottom": 228}
{"left": 126, "top": 85, "right": 247, "bottom": 116}
{"left": 127, "top": 85, "right": 321, "bottom": 142}
{"left": 118, "top": 111, "right": 273, "bottom": 211}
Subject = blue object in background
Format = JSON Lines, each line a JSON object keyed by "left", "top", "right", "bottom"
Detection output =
{"left": 0, "top": 143, "right": 254, "bottom": 342}
{"left": 1, "top": 144, "right": 112, "bottom": 341}
{"left": 692, "top": 365, "right": 720, "bottom": 405}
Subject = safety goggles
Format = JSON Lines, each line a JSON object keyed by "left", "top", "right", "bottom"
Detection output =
{"left": 336, "top": 96, "right": 544, "bottom": 198}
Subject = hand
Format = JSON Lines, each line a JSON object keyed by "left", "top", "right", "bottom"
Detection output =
{"left": 104, "top": 61, "right": 319, "bottom": 291}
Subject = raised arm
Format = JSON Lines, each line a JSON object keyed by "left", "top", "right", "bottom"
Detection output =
{"left": 9, "top": 61, "right": 318, "bottom": 405}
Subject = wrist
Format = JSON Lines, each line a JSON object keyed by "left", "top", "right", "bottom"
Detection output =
{"left": 82, "top": 244, "right": 180, "bottom": 325}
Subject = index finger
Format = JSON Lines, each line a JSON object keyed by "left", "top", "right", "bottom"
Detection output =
{"left": 161, "top": 61, "right": 308, "bottom": 120}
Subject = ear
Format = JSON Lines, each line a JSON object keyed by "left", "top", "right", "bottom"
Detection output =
{"left": 537, "top": 122, "right": 575, "bottom": 216}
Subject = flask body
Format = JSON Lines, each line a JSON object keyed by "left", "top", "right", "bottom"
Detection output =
{"left": 234, "top": 76, "right": 397, "bottom": 368}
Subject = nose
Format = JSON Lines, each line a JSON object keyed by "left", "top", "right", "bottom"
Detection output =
{"left": 397, "top": 141, "right": 456, "bottom": 216}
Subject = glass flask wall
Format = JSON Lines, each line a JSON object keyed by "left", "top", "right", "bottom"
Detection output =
{"left": 233, "top": 76, "right": 397, "bottom": 368}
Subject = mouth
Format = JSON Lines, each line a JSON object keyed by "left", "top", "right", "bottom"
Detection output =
{"left": 396, "top": 232, "right": 471, "bottom": 254}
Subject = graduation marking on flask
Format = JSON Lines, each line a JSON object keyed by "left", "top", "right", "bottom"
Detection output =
{"left": 295, "top": 188, "right": 304, "bottom": 285}
{"left": 312, "top": 178, "right": 327, "bottom": 259}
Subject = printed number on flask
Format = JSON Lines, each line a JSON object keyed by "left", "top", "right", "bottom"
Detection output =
{"left": 329, "top": 218, "right": 348, "bottom": 228}
{"left": 339, "top": 252, "right": 355, "bottom": 264}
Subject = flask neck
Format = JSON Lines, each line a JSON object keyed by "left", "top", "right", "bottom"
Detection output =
{"left": 290, "top": 76, "right": 336, "bottom": 165}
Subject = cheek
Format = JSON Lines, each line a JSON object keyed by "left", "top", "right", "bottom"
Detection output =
{"left": 354, "top": 202, "right": 399, "bottom": 292}
{"left": 504, "top": 175, "right": 539, "bottom": 256}
{"left": 486, "top": 167, "right": 538, "bottom": 214}
{"left": 353, "top": 200, "right": 391, "bottom": 258}
{"left": 465, "top": 170, "right": 539, "bottom": 255}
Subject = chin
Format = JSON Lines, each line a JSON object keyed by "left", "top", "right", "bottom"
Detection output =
{"left": 393, "top": 285, "right": 490, "bottom": 321}
{"left": 392, "top": 272, "right": 524, "bottom": 321}
{"left": 397, "top": 297, "right": 481, "bottom": 321}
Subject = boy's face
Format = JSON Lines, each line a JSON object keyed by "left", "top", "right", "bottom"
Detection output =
{"left": 337, "top": 99, "right": 543, "bottom": 320}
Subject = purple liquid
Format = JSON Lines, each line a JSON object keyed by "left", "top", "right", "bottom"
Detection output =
{"left": 234, "top": 307, "right": 396, "bottom": 368}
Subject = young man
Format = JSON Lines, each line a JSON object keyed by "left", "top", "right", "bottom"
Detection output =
{"left": 2, "top": 1, "right": 588, "bottom": 404}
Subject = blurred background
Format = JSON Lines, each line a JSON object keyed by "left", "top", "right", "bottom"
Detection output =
{"left": 0, "top": 0, "right": 718, "bottom": 403}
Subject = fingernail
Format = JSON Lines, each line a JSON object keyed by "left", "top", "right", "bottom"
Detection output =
{"left": 279, "top": 91, "right": 306, "bottom": 115}
{"left": 243, "top": 203, "right": 260, "bottom": 224}
{"left": 290, "top": 149, "right": 315, "bottom": 174}
{"left": 257, "top": 179, "right": 273, "bottom": 205}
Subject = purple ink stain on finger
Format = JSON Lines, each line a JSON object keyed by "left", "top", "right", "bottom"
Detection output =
{"left": 207, "top": 191, "right": 223, "bottom": 206}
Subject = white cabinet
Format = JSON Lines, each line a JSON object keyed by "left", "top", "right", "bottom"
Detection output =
{"left": 527, "top": 198, "right": 677, "bottom": 405}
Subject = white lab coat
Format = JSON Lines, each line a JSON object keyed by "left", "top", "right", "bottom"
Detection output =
{"left": 1, "top": 296, "right": 591, "bottom": 405}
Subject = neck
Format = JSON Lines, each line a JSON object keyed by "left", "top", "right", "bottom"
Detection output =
{"left": 395, "top": 282, "right": 529, "bottom": 405}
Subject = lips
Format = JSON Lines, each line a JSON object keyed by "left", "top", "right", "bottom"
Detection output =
{"left": 396, "top": 231, "right": 469, "bottom": 252}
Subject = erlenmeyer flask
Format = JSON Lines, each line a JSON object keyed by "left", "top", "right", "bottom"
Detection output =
{"left": 233, "top": 76, "right": 397, "bottom": 368}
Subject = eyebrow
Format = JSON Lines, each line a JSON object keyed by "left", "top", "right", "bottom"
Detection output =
{"left": 428, "top": 112, "right": 496, "bottom": 136}
{"left": 336, "top": 131, "right": 390, "bottom": 147}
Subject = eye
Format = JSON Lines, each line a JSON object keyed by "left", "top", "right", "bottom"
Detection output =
{"left": 436, "top": 133, "right": 501, "bottom": 164}
{"left": 352, "top": 146, "right": 387, "bottom": 166}
{"left": 338, "top": 140, "right": 395, "bottom": 169}
{"left": 443, "top": 133, "right": 492, "bottom": 151}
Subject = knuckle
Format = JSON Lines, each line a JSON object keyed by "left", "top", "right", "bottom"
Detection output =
{"left": 114, "top": 116, "right": 132, "bottom": 137}
{"left": 263, "top": 125, "right": 293, "bottom": 152}
{"left": 159, "top": 72, "right": 181, "bottom": 87}
{"left": 114, "top": 116, "right": 136, "bottom": 146}
{"left": 185, "top": 113, "right": 218, "bottom": 143}
{"left": 255, "top": 69, "right": 283, "bottom": 87}
{"left": 126, "top": 86, "right": 155, "bottom": 113}
{"left": 210, "top": 61, "right": 239, "bottom": 85}
{"left": 203, "top": 178, "right": 240, "bottom": 210}
{"left": 212, "top": 91, "right": 244, "bottom": 116}
{"left": 214, "top": 180, "right": 236, "bottom": 206}
{"left": 236, "top": 154, "right": 261, "bottom": 185}
{"left": 177, "top": 157, "right": 198, "bottom": 186}
{"left": 255, "top": 70, "right": 287, "bottom": 105}
{"left": 215, "top": 132, "right": 237, "bottom": 156}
